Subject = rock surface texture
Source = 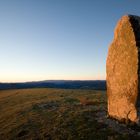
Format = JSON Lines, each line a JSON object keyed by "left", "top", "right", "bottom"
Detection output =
{"left": 106, "top": 15, "right": 140, "bottom": 123}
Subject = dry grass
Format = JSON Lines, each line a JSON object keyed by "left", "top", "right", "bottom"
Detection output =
{"left": 0, "top": 88, "right": 137, "bottom": 140}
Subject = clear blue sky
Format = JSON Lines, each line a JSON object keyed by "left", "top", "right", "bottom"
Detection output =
{"left": 0, "top": 0, "right": 140, "bottom": 82}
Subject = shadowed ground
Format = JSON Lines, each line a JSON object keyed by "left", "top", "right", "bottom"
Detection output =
{"left": 0, "top": 88, "right": 140, "bottom": 140}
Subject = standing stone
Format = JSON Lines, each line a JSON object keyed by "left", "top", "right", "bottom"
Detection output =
{"left": 106, "top": 15, "right": 140, "bottom": 123}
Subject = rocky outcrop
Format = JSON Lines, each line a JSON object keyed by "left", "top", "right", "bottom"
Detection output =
{"left": 106, "top": 15, "right": 140, "bottom": 123}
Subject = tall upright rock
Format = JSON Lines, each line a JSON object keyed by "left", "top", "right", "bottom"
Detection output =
{"left": 106, "top": 15, "right": 140, "bottom": 123}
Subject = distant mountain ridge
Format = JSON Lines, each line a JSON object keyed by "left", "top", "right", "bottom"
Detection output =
{"left": 0, "top": 80, "right": 106, "bottom": 90}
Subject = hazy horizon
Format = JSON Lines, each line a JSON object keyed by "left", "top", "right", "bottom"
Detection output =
{"left": 0, "top": 0, "right": 140, "bottom": 82}
{"left": 0, "top": 78, "right": 106, "bottom": 84}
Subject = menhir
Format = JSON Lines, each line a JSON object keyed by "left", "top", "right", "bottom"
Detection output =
{"left": 106, "top": 15, "right": 140, "bottom": 123}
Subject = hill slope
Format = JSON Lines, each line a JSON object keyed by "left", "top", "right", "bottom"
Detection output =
{"left": 0, "top": 88, "right": 140, "bottom": 140}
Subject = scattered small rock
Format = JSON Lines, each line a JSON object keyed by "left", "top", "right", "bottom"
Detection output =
{"left": 37, "top": 101, "right": 59, "bottom": 110}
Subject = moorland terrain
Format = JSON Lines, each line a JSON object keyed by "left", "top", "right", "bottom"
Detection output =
{"left": 0, "top": 88, "right": 140, "bottom": 140}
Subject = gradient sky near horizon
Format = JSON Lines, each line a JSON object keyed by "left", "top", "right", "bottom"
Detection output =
{"left": 0, "top": 0, "right": 140, "bottom": 82}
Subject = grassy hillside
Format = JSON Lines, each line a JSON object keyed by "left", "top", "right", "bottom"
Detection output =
{"left": 0, "top": 88, "right": 139, "bottom": 140}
